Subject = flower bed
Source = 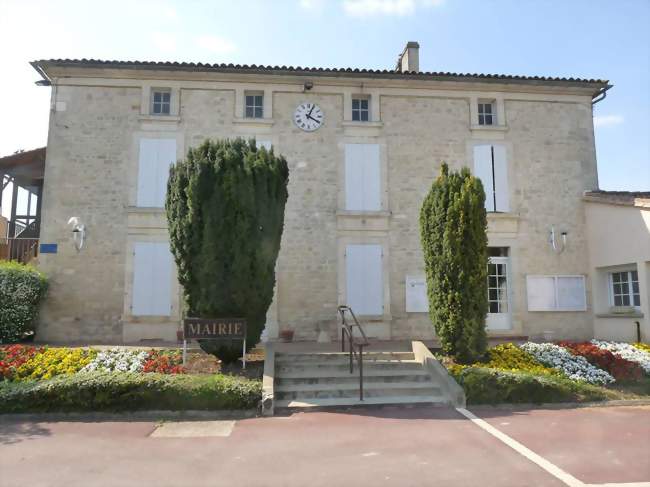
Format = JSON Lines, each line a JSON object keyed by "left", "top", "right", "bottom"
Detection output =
{"left": 15, "top": 347, "right": 97, "bottom": 381}
{"left": 634, "top": 343, "right": 650, "bottom": 354}
{"left": 558, "top": 341, "right": 643, "bottom": 381}
{"left": 0, "top": 345, "right": 43, "bottom": 380}
{"left": 82, "top": 348, "right": 149, "bottom": 373}
{"left": 481, "top": 343, "right": 560, "bottom": 376}
{"left": 591, "top": 340, "right": 650, "bottom": 374}
{"left": 520, "top": 342, "right": 615, "bottom": 385}
{"left": 142, "top": 350, "right": 184, "bottom": 374}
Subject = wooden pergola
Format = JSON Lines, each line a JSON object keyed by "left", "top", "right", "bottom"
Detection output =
{"left": 0, "top": 147, "right": 45, "bottom": 239}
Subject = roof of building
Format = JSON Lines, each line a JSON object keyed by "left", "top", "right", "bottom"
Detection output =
{"left": 583, "top": 190, "right": 650, "bottom": 208}
{"left": 0, "top": 147, "right": 46, "bottom": 184}
{"left": 31, "top": 58, "right": 610, "bottom": 93}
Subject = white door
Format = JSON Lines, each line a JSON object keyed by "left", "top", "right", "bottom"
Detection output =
{"left": 486, "top": 256, "right": 511, "bottom": 330}
{"left": 132, "top": 241, "right": 173, "bottom": 316}
{"left": 345, "top": 244, "right": 383, "bottom": 315}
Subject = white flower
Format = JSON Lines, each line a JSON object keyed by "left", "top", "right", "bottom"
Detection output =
{"left": 520, "top": 342, "right": 615, "bottom": 385}
{"left": 591, "top": 340, "right": 650, "bottom": 374}
{"left": 81, "top": 348, "right": 148, "bottom": 373}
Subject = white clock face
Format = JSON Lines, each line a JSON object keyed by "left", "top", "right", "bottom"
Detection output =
{"left": 293, "top": 103, "right": 324, "bottom": 132}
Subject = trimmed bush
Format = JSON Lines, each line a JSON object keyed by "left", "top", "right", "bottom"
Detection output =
{"left": 166, "top": 139, "right": 289, "bottom": 363}
{"left": 451, "top": 367, "right": 614, "bottom": 405}
{"left": 419, "top": 163, "right": 488, "bottom": 363}
{"left": 0, "top": 371, "right": 262, "bottom": 413}
{"left": 0, "top": 261, "right": 48, "bottom": 343}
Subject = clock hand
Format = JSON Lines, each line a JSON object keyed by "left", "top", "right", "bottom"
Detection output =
{"left": 306, "top": 114, "right": 320, "bottom": 122}
{"left": 307, "top": 105, "right": 315, "bottom": 117}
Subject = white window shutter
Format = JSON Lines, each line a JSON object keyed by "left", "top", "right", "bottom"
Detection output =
{"left": 526, "top": 276, "right": 557, "bottom": 311}
{"left": 132, "top": 242, "right": 173, "bottom": 316}
{"left": 256, "top": 140, "right": 272, "bottom": 151}
{"left": 362, "top": 144, "right": 381, "bottom": 211}
{"left": 137, "top": 138, "right": 176, "bottom": 208}
{"left": 345, "top": 144, "right": 365, "bottom": 210}
{"left": 473, "top": 145, "right": 494, "bottom": 212}
{"left": 137, "top": 139, "right": 158, "bottom": 207}
{"left": 492, "top": 144, "right": 509, "bottom": 212}
{"left": 557, "top": 276, "right": 586, "bottom": 311}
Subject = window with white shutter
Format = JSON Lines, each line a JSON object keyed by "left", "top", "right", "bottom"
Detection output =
{"left": 473, "top": 144, "right": 509, "bottom": 212}
{"left": 132, "top": 241, "right": 173, "bottom": 316}
{"left": 137, "top": 138, "right": 177, "bottom": 207}
{"left": 526, "top": 275, "right": 586, "bottom": 312}
{"left": 344, "top": 143, "right": 381, "bottom": 211}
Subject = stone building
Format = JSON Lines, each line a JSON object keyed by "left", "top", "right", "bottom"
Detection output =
{"left": 29, "top": 42, "right": 614, "bottom": 344}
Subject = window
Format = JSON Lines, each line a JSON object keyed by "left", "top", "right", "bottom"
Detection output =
{"left": 344, "top": 144, "right": 381, "bottom": 211}
{"left": 245, "top": 93, "right": 264, "bottom": 118}
{"left": 151, "top": 89, "right": 171, "bottom": 115}
{"left": 137, "top": 138, "right": 177, "bottom": 207}
{"left": 488, "top": 258, "right": 509, "bottom": 314}
{"left": 473, "top": 144, "right": 509, "bottom": 212}
{"left": 609, "top": 270, "right": 640, "bottom": 307}
{"left": 352, "top": 97, "right": 370, "bottom": 122}
{"left": 478, "top": 100, "right": 496, "bottom": 126}
{"left": 526, "top": 275, "right": 587, "bottom": 312}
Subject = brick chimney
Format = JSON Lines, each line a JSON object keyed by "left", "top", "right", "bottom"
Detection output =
{"left": 396, "top": 41, "right": 420, "bottom": 73}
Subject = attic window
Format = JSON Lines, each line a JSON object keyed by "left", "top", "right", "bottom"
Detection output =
{"left": 478, "top": 100, "right": 496, "bottom": 126}
{"left": 151, "top": 89, "right": 171, "bottom": 115}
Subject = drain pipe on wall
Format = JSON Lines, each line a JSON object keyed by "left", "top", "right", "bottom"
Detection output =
{"left": 634, "top": 321, "right": 641, "bottom": 343}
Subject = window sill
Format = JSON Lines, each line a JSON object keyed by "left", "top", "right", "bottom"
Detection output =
{"left": 470, "top": 124, "right": 508, "bottom": 132}
{"left": 342, "top": 121, "right": 384, "bottom": 128}
{"left": 233, "top": 117, "right": 275, "bottom": 126}
{"left": 596, "top": 312, "right": 644, "bottom": 318}
{"left": 336, "top": 210, "right": 391, "bottom": 217}
{"left": 138, "top": 115, "right": 181, "bottom": 123}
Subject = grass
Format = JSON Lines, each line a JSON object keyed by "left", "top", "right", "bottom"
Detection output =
{"left": 0, "top": 371, "right": 262, "bottom": 413}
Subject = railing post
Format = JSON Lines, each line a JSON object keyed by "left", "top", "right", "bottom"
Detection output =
{"left": 359, "top": 345, "right": 364, "bottom": 401}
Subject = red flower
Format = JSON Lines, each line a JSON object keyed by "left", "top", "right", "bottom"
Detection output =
{"left": 558, "top": 341, "right": 643, "bottom": 381}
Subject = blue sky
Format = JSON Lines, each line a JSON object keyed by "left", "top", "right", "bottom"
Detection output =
{"left": 1, "top": 0, "right": 648, "bottom": 190}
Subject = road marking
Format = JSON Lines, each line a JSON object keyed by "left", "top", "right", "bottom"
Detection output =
{"left": 456, "top": 408, "right": 584, "bottom": 487}
{"left": 150, "top": 420, "right": 235, "bottom": 438}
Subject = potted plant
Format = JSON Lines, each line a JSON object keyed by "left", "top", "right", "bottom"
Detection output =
{"left": 279, "top": 329, "right": 294, "bottom": 343}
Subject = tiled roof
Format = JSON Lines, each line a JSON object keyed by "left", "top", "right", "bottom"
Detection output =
{"left": 31, "top": 59, "right": 609, "bottom": 87}
{"left": 584, "top": 190, "right": 650, "bottom": 208}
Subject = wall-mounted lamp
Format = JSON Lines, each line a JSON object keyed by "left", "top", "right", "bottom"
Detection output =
{"left": 67, "top": 217, "right": 86, "bottom": 252}
{"left": 549, "top": 225, "right": 567, "bottom": 254}
{"left": 303, "top": 81, "right": 314, "bottom": 91}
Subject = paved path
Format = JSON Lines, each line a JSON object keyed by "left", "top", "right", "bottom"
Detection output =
{"left": 0, "top": 405, "right": 648, "bottom": 487}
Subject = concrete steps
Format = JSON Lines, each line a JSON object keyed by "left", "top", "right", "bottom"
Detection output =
{"left": 273, "top": 350, "right": 448, "bottom": 412}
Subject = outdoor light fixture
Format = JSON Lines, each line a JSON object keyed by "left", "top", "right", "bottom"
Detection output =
{"left": 67, "top": 217, "right": 86, "bottom": 251}
{"left": 549, "top": 225, "right": 567, "bottom": 254}
{"left": 303, "top": 81, "right": 314, "bottom": 91}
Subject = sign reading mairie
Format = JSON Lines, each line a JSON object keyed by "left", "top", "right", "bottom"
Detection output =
{"left": 183, "top": 318, "right": 247, "bottom": 340}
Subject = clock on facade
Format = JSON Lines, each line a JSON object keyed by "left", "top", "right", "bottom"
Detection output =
{"left": 293, "top": 103, "right": 324, "bottom": 132}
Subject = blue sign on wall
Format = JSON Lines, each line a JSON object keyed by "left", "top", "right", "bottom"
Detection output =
{"left": 39, "top": 243, "right": 58, "bottom": 254}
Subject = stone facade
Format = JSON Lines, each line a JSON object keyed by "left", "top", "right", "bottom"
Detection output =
{"left": 32, "top": 54, "right": 606, "bottom": 344}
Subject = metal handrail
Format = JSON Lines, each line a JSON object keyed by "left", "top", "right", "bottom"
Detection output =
{"left": 338, "top": 305, "right": 369, "bottom": 401}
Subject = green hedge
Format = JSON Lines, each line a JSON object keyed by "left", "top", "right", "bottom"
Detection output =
{"left": 0, "top": 261, "right": 48, "bottom": 343}
{"left": 0, "top": 371, "right": 261, "bottom": 413}
{"left": 452, "top": 367, "right": 614, "bottom": 405}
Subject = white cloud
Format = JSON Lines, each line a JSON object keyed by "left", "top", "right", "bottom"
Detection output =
{"left": 593, "top": 115, "right": 624, "bottom": 128}
{"left": 195, "top": 35, "right": 237, "bottom": 55}
{"left": 342, "top": 0, "right": 444, "bottom": 17}
{"left": 150, "top": 32, "right": 177, "bottom": 53}
{"left": 162, "top": 6, "right": 178, "bottom": 20}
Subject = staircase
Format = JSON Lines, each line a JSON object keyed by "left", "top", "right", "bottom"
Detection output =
{"left": 273, "top": 350, "right": 448, "bottom": 411}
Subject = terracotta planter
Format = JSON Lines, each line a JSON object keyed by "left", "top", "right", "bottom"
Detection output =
{"left": 279, "top": 329, "right": 294, "bottom": 343}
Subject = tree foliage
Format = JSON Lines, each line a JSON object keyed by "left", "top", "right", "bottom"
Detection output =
{"left": 166, "top": 139, "right": 289, "bottom": 363}
{"left": 419, "top": 163, "right": 488, "bottom": 363}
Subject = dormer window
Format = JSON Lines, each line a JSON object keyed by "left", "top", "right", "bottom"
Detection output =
{"left": 151, "top": 89, "right": 171, "bottom": 115}
{"left": 245, "top": 92, "right": 264, "bottom": 118}
{"left": 478, "top": 100, "right": 496, "bottom": 125}
{"left": 352, "top": 96, "right": 370, "bottom": 122}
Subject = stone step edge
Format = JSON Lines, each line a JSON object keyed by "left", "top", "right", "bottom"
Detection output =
{"left": 276, "top": 369, "right": 429, "bottom": 379}
{"left": 275, "top": 381, "right": 438, "bottom": 393}
{"left": 275, "top": 395, "right": 447, "bottom": 409}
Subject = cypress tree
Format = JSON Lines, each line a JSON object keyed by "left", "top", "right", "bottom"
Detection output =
{"left": 419, "top": 163, "right": 488, "bottom": 363}
{"left": 166, "top": 138, "right": 289, "bottom": 363}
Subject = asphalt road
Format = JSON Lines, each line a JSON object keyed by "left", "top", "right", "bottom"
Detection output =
{"left": 1, "top": 405, "right": 648, "bottom": 487}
